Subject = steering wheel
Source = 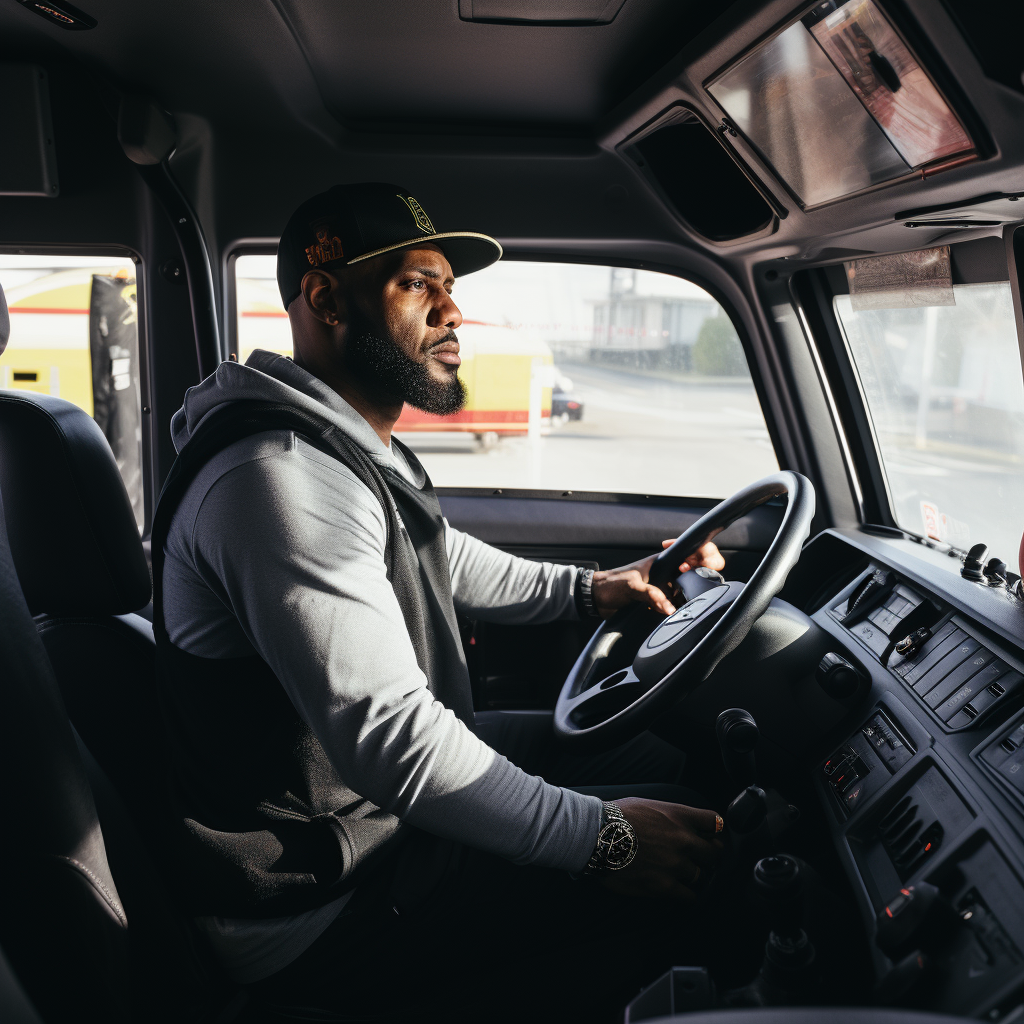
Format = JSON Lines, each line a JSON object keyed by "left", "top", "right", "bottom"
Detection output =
{"left": 554, "top": 472, "right": 815, "bottom": 751}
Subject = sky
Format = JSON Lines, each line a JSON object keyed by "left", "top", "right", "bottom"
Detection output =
{"left": 234, "top": 255, "right": 720, "bottom": 344}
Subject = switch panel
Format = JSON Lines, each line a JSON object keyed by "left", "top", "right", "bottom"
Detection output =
{"left": 889, "top": 616, "right": 1024, "bottom": 730}
{"left": 822, "top": 710, "right": 914, "bottom": 816}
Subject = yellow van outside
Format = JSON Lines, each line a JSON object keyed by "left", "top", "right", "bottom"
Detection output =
{"left": 0, "top": 265, "right": 137, "bottom": 416}
{"left": 236, "top": 274, "right": 553, "bottom": 440}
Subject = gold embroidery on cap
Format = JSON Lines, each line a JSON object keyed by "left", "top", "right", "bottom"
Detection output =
{"left": 397, "top": 195, "right": 435, "bottom": 235}
{"left": 305, "top": 226, "right": 344, "bottom": 267}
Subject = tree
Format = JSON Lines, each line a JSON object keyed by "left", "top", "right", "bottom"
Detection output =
{"left": 691, "top": 314, "right": 748, "bottom": 376}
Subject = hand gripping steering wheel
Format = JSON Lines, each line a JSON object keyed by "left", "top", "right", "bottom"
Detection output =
{"left": 554, "top": 472, "right": 815, "bottom": 751}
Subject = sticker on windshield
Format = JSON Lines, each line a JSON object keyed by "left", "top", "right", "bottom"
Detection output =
{"left": 845, "top": 246, "right": 955, "bottom": 311}
{"left": 921, "top": 500, "right": 970, "bottom": 548}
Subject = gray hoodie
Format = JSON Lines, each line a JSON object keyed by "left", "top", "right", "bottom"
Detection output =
{"left": 163, "top": 350, "right": 602, "bottom": 981}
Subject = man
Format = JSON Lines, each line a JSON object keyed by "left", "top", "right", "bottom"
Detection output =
{"left": 156, "top": 182, "right": 726, "bottom": 1021}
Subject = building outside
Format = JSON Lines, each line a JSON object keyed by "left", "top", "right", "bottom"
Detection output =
{"left": 590, "top": 267, "right": 722, "bottom": 370}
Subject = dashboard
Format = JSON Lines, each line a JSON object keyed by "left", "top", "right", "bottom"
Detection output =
{"left": 800, "top": 527, "right": 1024, "bottom": 1020}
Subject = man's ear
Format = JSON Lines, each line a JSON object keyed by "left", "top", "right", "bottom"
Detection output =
{"left": 300, "top": 269, "right": 344, "bottom": 326}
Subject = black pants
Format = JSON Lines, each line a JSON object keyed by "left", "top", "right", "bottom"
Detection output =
{"left": 249, "top": 713, "right": 708, "bottom": 1023}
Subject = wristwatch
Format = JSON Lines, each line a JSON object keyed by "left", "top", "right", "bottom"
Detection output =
{"left": 579, "top": 801, "right": 638, "bottom": 877}
{"left": 575, "top": 567, "right": 598, "bottom": 619}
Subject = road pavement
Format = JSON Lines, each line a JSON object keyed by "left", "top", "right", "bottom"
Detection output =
{"left": 397, "top": 361, "right": 778, "bottom": 499}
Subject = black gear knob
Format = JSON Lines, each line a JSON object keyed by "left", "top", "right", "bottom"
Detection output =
{"left": 726, "top": 785, "right": 768, "bottom": 835}
{"left": 717, "top": 708, "right": 759, "bottom": 789}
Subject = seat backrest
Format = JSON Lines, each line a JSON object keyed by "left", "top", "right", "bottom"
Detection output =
{"left": 0, "top": 389, "right": 150, "bottom": 618}
{"left": 0, "top": 378, "right": 238, "bottom": 1020}
{"left": 0, "top": 484, "right": 131, "bottom": 1022}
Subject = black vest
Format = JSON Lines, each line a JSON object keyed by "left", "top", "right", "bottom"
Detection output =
{"left": 151, "top": 402, "right": 474, "bottom": 918}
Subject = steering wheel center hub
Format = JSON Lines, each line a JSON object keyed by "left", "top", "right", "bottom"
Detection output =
{"left": 634, "top": 582, "right": 741, "bottom": 682}
{"left": 644, "top": 587, "right": 730, "bottom": 649}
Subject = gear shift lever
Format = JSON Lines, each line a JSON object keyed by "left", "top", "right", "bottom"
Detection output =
{"left": 717, "top": 708, "right": 759, "bottom": 790}
{"left": 716, "top": 709, "right": 769, "bottom": 839}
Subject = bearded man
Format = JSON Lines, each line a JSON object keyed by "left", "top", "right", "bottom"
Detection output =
{"left": 154, "top": 182, "right": 725, "bottom": 1022}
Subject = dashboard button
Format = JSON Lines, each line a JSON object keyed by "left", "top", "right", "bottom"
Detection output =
{"left": 890, "top": 622, "right": 956, "bottom": 675}
{"left": 946, "top": 709, "right": 975, "bottom": 729}
{"left": 923, "top": 647, "right": 994, "bottom": 709}
{"left": 937, "top": 659, "right": 1011, "bottom": 716}
{"left": 983, "top": 739, "right": 1013, "bottom": 769}
{"left": 869, "top": 607, "right": 900, "bottom": 634}
{"left": 998, "top": 748, "right": 1024, "bottom": 792}
{"left": 935, "top": 660, "right": 1006, "bottom": 719}
{"left": 851, "top": 620, "right": 890, "bottom": 656}
{"left": 900, "top": 628, "right": 966, "bottom": 685}
{"left": 823, "top": 751, "right": 853, "bottom": 777}
{"left": 911, "top": 637, "right": 979, "bottom": 696}
{"left": 996, "top": 670, "right": 1024, "bottom": 696}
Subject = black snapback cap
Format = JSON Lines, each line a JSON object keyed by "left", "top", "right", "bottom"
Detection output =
{"left": 277, "top": 182, "right": 503, "bottom": 308}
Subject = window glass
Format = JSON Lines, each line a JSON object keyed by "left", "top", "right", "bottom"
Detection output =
{"left": 834, "top": 283, "right": 1024, "bottom": 562}
{"left": 0, "top": 255, "right": 144, "bottom": 530}
{"left": 234, "top": 256, "right": 777, "bottom": 498}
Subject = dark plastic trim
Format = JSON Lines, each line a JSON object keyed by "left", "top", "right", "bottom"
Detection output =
{"left": 137, "top": 162, "right": 221, "bottom": 378}
{"left": 790, "top": 269, "right": 892, "bottom": 527}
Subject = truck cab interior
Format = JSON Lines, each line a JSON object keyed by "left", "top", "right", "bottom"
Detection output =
{"left": 3, "top": 1, "right": 1024, "bottom": 1022}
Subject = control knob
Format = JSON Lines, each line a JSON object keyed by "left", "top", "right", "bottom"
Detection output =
{"left": 816, "top": 652, "right": 862, "bottom": 700}
{"left": 961, "top": 543, "right": 989, "bottom": 583}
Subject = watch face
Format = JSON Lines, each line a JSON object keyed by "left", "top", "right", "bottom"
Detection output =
{"left": 600, "top": 820, "right": 637, "bottom": 870}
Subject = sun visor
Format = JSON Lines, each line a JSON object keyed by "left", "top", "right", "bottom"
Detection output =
{"left": 707, "top": 0, "right": 975, "bottom": 209}
{"left": 0, "top": 64, "right": 59, "bottom": 197}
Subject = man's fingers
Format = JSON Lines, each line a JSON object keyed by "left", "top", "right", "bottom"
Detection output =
{"left": 673, "top": 858, "right": 708, "bottom": 888}
{"left": 677, "top": 805, "right": 724, "bottom": 835}
{"left": 684, "top": 836, "right": 726, "bottom": 869}
{"left": 633, "top": 581, "right": 675, "bottom": 615}
{"left": 661, "top": 538, "right": 726, "bottom": 575}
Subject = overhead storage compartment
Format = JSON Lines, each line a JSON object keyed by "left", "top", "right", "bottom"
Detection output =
{"left": 627, "top": 109, "right": 777, "bottom": 243}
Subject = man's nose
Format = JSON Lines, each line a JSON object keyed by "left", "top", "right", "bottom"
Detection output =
{"left": 429, "top": 290, "right": 463, "bottom": 330}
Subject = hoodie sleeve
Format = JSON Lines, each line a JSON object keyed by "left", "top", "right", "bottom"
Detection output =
{"left": 446, "top": 526, "right": 581, "bottom": 623}
{"left": 179, "top": 436, "right": 602, "bottom": 872}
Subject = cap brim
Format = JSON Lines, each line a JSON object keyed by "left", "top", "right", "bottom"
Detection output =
{"left": 347, "top": 231, "right": 502, "bottom": 278}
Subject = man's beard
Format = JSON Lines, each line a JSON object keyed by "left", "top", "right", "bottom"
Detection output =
{"left": 345, "top": 310, "right": 466, "bottom": 417}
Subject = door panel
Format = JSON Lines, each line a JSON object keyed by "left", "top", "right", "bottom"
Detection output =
{"left": 439, "top": 493, "right": 783, "bottom": 553}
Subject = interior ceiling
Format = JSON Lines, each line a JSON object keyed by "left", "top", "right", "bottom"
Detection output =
{"left": 1, "top": 0, "right": 1023, "bottom": 275}
{"left": 273, "top": 0, "right": 722, "bottom": 130}
{"left": 0, "top": 0, "right": 729, "bottom": 135}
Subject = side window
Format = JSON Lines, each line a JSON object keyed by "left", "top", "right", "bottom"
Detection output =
{"left": 0, "top": 254, "right": 145, "bottom": 530}
{"left": 834, "top": 280, "right": 1024, "bottom": 560}
{"left": 233, "top": 256, "right": 777, "bottom": 498}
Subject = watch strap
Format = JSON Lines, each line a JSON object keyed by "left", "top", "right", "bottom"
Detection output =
{"left": 578, "top": 801, "right": 638, "bottom": 877}
{"left": 575, "top": 567, "right": 598, "bottom": 620}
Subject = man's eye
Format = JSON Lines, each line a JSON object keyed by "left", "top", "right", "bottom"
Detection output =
{"left": 407, "top": 279, "right": 426, "bottom": 290}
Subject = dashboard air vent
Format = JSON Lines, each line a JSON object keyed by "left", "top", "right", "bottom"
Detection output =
{"left": 878, "top": 794, "right": 944, "bottom": 880}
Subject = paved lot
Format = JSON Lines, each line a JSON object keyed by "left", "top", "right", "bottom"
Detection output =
{"left": 398, "top": 361, "right": 778, "bottom": 498}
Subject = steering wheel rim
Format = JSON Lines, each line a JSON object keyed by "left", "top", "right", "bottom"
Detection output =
{"left": 553, "top": 471, "right": 815, "bottom": 751}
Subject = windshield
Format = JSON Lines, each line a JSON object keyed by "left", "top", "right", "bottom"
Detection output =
{"left": 234, "top": 256, "right": 779, "bottom": 498}
{"left": 834, "top": 281, "right": 1024, "bottom": 564}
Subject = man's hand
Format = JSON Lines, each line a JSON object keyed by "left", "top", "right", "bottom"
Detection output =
{"left": 590, "top": 539, "right": 725, "bottom": 619}
{"left": 601, "top": 798, "right": 724, "bottom": 902}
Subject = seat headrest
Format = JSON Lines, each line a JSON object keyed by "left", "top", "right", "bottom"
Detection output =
{"left": 0, "top": 392, "right": 151, "bottom": 616}
{"left": 0, "top": 279, "right": 9, "bottom": 356}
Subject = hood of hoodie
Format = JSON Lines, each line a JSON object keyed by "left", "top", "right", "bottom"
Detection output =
{"left": 170, "top": 349, "right": 425, "bottom": 485}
